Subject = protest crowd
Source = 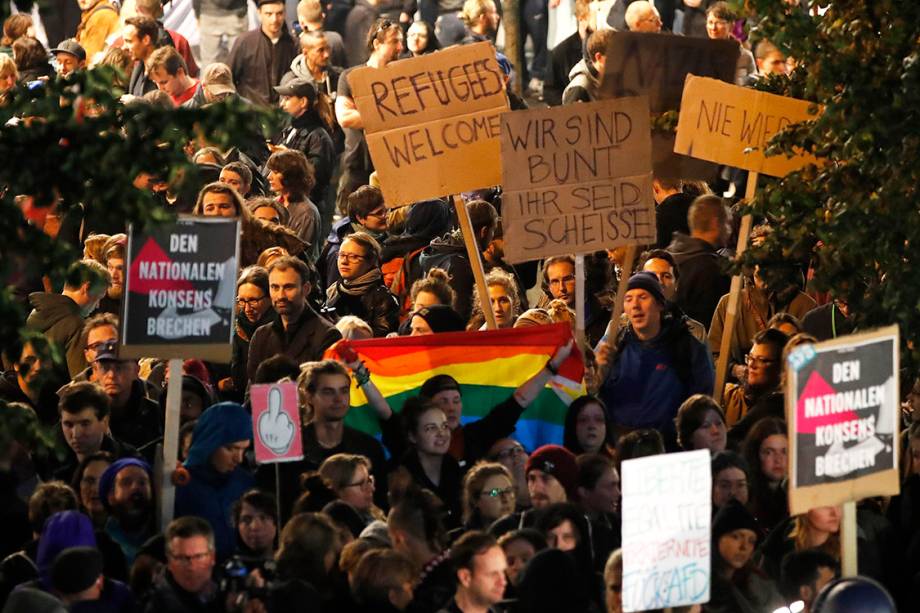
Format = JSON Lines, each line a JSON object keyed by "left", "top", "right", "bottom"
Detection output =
{"left": 0, "top": 0, "right": 912, "bottom": 612}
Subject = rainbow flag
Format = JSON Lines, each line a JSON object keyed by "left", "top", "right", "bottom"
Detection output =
{"left": 325, "top": 324, "right": 585, "bottom": 452}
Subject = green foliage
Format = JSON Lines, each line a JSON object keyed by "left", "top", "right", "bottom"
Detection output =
{"left": 0, "top": 67, "right": 279, "bottom": 416}
{"left": 739, "top": 1, "right": 920, "bottom": 370}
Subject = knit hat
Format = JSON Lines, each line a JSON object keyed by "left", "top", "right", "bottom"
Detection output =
{"left": 185, "top": 402, "right": 253, "bottom": 469}
{"left": 514, "top": 308, "right": 554, "bottom": 328}
{"left": 626, "top": 271, "right": 667, "bottom": 305}
{"left": 413, "top": 305, "right": 465, "bottom": 334}
{"left": 525, "top": 445, "right": 579, "bottom": 500}
{"left": 98, "top": 458, "right": 153, "bottom": 512}
{"left": 51, "top": 547, "right": 103, "bottom": 595}
{"left": 36, "top": 511, "right": 97, "bottom": 589}
{"left": 419, "top": 374, "right": 461, "bottom": 399}
{"left": 712, "top": 498, "right": 760, "bottom": 543}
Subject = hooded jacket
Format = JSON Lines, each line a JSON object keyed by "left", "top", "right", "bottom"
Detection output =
{"left": 323, "top": 274, "right": 400, "bottom": 337}
{"left": 666, "top": 232, "right": 732, "bottom": 328}
{"left": 562, "top": 58, "right": 600, "bottom": 105}
{"left": 175, "top": 402, "right": 254, "bottom": 561}
{"left": 26, "top": 293, "right": 86, "bottom": 377}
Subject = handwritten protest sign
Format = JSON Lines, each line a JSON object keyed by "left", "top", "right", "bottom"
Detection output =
{"left": 347, "top": 42, "right": 509, "bottom": 207}
{"left": 786, "top": 326, "right": 900, "bottom": 515}
{"left": 499, "top": 97, "right": 654, "bottom": 263}
{"left": 251, "top": 383, "right": 304, "bottom": 464}
{"left": 121, "top": 217, "right": 239, "bottom": 362}
{"left": 621, "top": 449, "right": 711, "bottom": 612}
{"left": 674, "top": 75, "right": 821, "bottom": 177}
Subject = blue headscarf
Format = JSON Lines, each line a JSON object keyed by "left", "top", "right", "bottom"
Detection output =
{"left": 184, "top": 402, "right": 252, "bottom": 468}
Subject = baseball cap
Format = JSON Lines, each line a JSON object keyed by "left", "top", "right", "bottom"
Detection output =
{"left": 274, "top": 78, "right": 317, "bottom": 102}
{"left": 201, "top": 63, "right": 236, "bottom": 97}
{"left": 50, "top": 39, "right": 86, "bottom": 63}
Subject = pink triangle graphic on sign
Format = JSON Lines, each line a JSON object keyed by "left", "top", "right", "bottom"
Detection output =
{"left": 128, "top": 237, "right": 195, "bottom": 295}
{"left": 796, "top": 369, "right": 859, "bottom": 434}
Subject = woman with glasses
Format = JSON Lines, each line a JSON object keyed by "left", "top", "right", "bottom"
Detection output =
{"left": 704, "top": 2, "right": 756, "bottom": 85}
{"left": 318, "top": 453, "right": 385, "bottom": 528}
{"left": 721, "top": 328, "right": 789, "bottom": 428}
{"left": 224, "top": 266, "right": 275, "bottom": 397}
{"left": 323, "top": 231, "right": 400, "bottom": 337}
{"left": 460, "top": 462, "right": 516, "bottom": 531}
{"left": 488, "top": 439, "right": 531, "bottom": 510}
{"left": 394, "top": 396, "right": 463, "bottom": 526}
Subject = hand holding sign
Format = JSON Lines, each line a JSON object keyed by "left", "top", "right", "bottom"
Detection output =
{"left": 251, "top": 382, "right": 304, "bottom": 464}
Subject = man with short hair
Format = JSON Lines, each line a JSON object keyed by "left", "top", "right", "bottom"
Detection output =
{"left": 439, "top": 531, "right": 506, "bottom": 613}
{"left": 50, "top": 39, "right": 86, "bottom": 77}
{"left": 27, "top": 259, "right": 110, "bottom": 377}
{"left": 653, "top": 177, "right": 694, "bottom": 248}
{"left": 285, "top": 30, "right": 344, "bottom": 101}
{"left": 779, "top": 549, "right": 838, "bottom": 613}
{"left": 319, "top": 185, "right": 388, "bottom": 289}
{"left": 258, "top": 359, "right": 386, "bottom": 520}
{"left": 540, "top": 255, "right": 611, "bottom": 347}
{"left": 49, "top": 381, "right": 137, "bottom": 483}
{"left": 639, "top": 249, "right": 708, "bottom": 344}
{"left": 219, "top": 162, "right": 253, "bottom": 197}
{"left": 97, "top": 234, "right": 126, "bottom": 315}
{"left": 754, "top": 40, "right": 789, "bottom": 77}
{"left": 562, "top": 27, "right": 615, "bottom": 105}
{"left": 297, "top": 0, "right": 347, "bottom": 68}
{"left": 147, "top": 46, "right": 199, "bottom": 106}
{"left": 99, "top": 458, "right": 156, "bottom": 565}
{"left": 600, "top": 272, "right": 714, "bottom": 448}
{"left": 72, "top": 313, "right": 119, "bottom": 383}
{"left": 625, "top": 1, "right": 662, "bottom": 32}
{"left": 134, "top": 0, "right": 199, "bottom": 77}
{"left": 143, "top": 516, "right": 222, "bottom": 611}
{"left": 460, "top": 0, "right": 500, "bottom": 45}
{"left": 91, "top": 341, "right": 162, "bottom": 452}
{"left": 418, "top": 199, "right": 497, "bottom": 320}
{"left": 229, "top": 0, "right": 299, "bottom": 106}
{"left": 335, "top": 19, "right": 403, "bottom": 208}
{"left": 51, "top": 546, "right": 106, "bottom": 608}
{"left": 247, "top": 257, "right": 342, "bottom": 383}
{"left": 124, "top": 16, "right": 162, "bottom": 97}
{"left": 666, "top": 194, "right": 733, "bottom": 328}
{"left": 74, "top": 0, "right": 119, "bottom": 60}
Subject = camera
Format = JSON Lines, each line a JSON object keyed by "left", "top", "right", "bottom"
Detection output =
{"left": 221, "top": 555, "right": 277, "bottom": 603}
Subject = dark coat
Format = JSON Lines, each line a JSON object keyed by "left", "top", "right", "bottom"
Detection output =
{"left": 655, "top": 191, "right": 695, "bottom": 248}
{"left": 142, "top": 571, "right": 223, "bottom": 613}
{"left": 229, "top": 26, "right": 299, "bottom": 106}
{"left": 108, "top": 379, "right": 163, "bottom": 455}
{"left": 247, "top": 307, "right": 342, "bottom": 383}
{"left": 418, "top": 233, "right": 475, "bottom": 320}
{"left": 317, "top": 217, "right": 355, "bottom": 290}
{"left": 128, "top": 61, "right": 157, "bottom": 97}
{"left": 274, "top": 112, "right": 336, "bottom": 205}
{"left": 544, "top": 31, "right": 584, "bottom": 107}
{"left": 323, "top": 279, "right": 400, "bottom": 337}
{"left": 230, "top": 308, "right": 276, "bottom": 393}
{"left": 666, "top": 232, "right": 731, "bottom": 328}
{"left": 26, "top": 292, "right": 86, "bottom": 377}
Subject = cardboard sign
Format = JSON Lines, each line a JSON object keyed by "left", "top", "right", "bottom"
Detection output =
{"left": 600, "top": 32, "right": 739, "bottom": 114}
{"left": 621, "top": 449, "right": 711, "bottom": 612}
{"left": 251, "top": 383, "right": 304, "bottom": 464}
{"left": 347, "top": 42, "right": 509, "bottom": 207}
{"left": 121, "top": 217, "right": 239, "bottom": 362}
{"left": 787, "top": 326, "right": 900, "bottom": 515}
{"left": 674, "top": 75, "right": 821, "bottom": 177}
{"left": 499, "top": 96, "right": 654, "bottom": 263}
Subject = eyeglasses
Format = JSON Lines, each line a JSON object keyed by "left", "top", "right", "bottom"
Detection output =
{"left": 345, "top": 474, "right": 375, "bottom": 489}
{"left": 480, "top": 486, "right": 514, "bottom": 499}
{"left": 365, "top": 208, "right": 387, "bottom": 219}
{"left": 169, "top": 551, "right": 211, "bottom": 565}
{"left": 492, "top": 445, "right": 526, "bottom": 461}
{"left": 86, "top": 342, "right": 111, "bottom": 354}
{"left": 745, "top": 353, "right": 776, "bottom": 367}
{"left": 338, "top": 252, "right": 366, "bottom": 263}
{"left": 238, "top": 296, "right": 267, "bottom": 308}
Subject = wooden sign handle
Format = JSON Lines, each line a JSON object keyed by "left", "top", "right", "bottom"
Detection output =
{"left": 159, "top": 357, "right": 183, "bottom": 531}
{"left": 605, "top": 244, "right": 639, "bottom": 350}
{"left": 713, "top": 171, "right": 758, "bottom": 403}
{"left": 575, "top": 254, "right": 586, "bottom": 348}
{"left": 453, "top": 195, "right": 498, "bottom": 330}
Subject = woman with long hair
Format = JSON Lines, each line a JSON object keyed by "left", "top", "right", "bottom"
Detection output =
{"left": 460, "top": 462, "right": 516, "bottom": 530}
{"left": 265, "top": 149, "right": 323, "bottom": 262}
{"left": 741, "top": 417, "right": 789, "bottom": 537}
{"left": 563, "top": 395, "right": 614, "bottom": 457}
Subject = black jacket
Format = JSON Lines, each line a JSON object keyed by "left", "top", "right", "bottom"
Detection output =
{"left": 247, "top": 306, "right": 342, "bottom": 383}
{"left": 655, "top": 191, "right": 694, "bottom": 248}
{"left": 274, "top": 112, "right": 336, "bottom": 204}
{"left": 230, "top": 309, "right": 276, "bottom": 393}
{"left": 544, "top": 31, "right": 584, "bottom": 107}
{"left": 229, "top": 26, "right": 299, "bottom": 106}
{"left": 323, "top": 280, "right": 400, "bottom": 338}
{"left": 418, "top": 233, "right": 475, "bottom": 320}
{"left": 45, "top": 431, "right": 138, "bottom": 484}
{"left": 143, "top": 571, "right": 223, "bottom": 613}
{"left": 666, "top": 232, "right": 731, "bottom": 328}
{"left": 0, "top": 369, "right": 63, "bottom": 427}
{"left": 109, "top": 379, "right": 163, "bottom": 456}
{"left": 128, "top": 61, "right": 157, "bottom": 97}
{"left": 396, "top": 450, "right": 463, "bottom": 528}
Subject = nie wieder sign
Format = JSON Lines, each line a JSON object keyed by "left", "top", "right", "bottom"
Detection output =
{"left": 120, "top": 217, "right": 240, "bottom": 362}
{"left": 786, "top": 326, "right": 900, "bottom": 514}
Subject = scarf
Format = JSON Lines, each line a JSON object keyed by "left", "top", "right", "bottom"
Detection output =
{"left": 330, "top": 268, "right": 382, "bottom": 298}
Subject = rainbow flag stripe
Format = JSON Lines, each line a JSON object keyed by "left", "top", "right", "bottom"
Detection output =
{"left": 325, "top": 324, "right": 585, "bottom": 451}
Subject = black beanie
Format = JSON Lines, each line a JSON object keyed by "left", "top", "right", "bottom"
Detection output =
{"left": 712, "top": 498, "right": 760, "bottom": 543}
{"left": 420, "top": 374, "right": 461, "bottom": 399}
{"left": 414, "top": 305, "right": 466, "bottom": 333}
{"left": 626, "top": 271, "right": 667, "bottom": 305}
{"left": 51, "top": 547, "right": 103, "bottom": 595}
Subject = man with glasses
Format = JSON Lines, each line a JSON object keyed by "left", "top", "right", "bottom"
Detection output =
{"left": 705, "top": 1, "right": 756, "bottom": 85}
{"left": 144, "top": 516, "right": 222, "bottom": 610}
{"left": 319, "top": 185, "right": 389, "bottom": 289}
{"left": 247, "top": 256, "right": 342, "bottom": 384}
{"left": 540, "top": 254, "right": 611, "bottom": 347}
{"left": 625, "top": 1, "right": 663, "bottom": 32}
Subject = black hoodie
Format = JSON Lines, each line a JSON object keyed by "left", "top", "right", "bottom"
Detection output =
{"left": 666, "top": 232, "right": 731, "bottom": 328}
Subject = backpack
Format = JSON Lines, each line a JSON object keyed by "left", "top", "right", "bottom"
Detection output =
{"left": 383, "top": 246, "right": 426, "bottom": 321}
